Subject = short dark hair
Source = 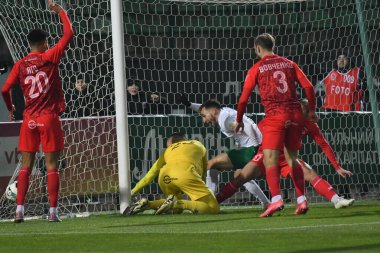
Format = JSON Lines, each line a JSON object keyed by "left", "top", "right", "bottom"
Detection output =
{"left": 254, "top": 33, "right": 275, "bottom": 51}
{"left": 337, "top": 54, "right": 349, "bottom": 60}
{"left": 199, "top": 100, "right": 221, "bottom": 112}
{"left": 169, "top": 132, "right": 187, "bottom": 144}
{"left": 127, "top": 76, "right": 138, "bottom": 86}
{"left": 27, "top": 29, "right": 48, "bottom": 45}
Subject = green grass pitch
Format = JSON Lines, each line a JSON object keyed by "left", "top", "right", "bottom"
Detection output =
{"left": 0, "top": 201, "right": 379, "bottom": 253}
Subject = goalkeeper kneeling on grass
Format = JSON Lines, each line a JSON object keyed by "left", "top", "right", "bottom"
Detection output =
{"left": 124, "top": 132, "right": 220, "bottom": 215}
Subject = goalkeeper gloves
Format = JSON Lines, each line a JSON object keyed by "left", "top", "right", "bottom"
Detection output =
{"left": 178, "top": 92, "right": 191, "bottom": 107}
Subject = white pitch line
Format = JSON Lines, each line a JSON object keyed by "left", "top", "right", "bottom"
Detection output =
{"left": 0, "top": 221, "right": 380, "bottom": 236}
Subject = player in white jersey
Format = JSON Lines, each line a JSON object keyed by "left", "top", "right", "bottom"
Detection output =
{"left": 179, "top": 96, "right": 269, "bottom": 207}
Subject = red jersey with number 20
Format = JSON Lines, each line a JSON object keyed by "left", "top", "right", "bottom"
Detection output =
{"left": 237, "top": 54, "right": 316, "bottom": 122}
{"left": 1, "top": 10, "right": 73, "bottom": 117}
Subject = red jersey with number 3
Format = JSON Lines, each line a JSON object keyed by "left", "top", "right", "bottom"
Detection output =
{"left": 237, "top": 54, "right": 316, "bottom": 122}
{"left": 1, "top": 10, "right": 73, "bottom": 117}
{"left": 323, "top": 68, "right": 360, "bottom": 111}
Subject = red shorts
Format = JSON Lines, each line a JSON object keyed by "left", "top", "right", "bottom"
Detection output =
{"left": 19, "top": 114, "right": 64, "bottom": 153}
{"left": 250, "top": 151, "right": 292, "bottom": 178}
{"left": 260, "top": 111, "right": 304, "bottom": 151}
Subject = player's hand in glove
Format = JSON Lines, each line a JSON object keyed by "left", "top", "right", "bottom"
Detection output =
{"left": 177, "top": 92, "right": 191, "bottom": 107}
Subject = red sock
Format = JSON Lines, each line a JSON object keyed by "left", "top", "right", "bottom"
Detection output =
{"left": 290, "top": 162, "right": 305, "bottom": 197}
{"left": 311, "top": 176, "right": 336, "bottom": 201}
{"left": 16, "top": 168, "right": 31, "bottom": 205}
{"left": 47, "top": 169, "right": 60, "bottom": 207}
{"left": 216, "top": 180, "right": 239, "bottom": 203}
{"left": 266, "top": 166, "right": 281, "bottom": 198}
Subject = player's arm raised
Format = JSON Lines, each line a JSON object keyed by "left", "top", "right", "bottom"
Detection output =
{"left": 1, "top": 62, "right": 20, "bottom": 121}
{"left": 236, "top": 67, "right": 259, "bottom": 132}
{"left": 131, "top": 151, "right": 166, "bottom": 196}
{"left": 292, "top": 62, "right": 318, "bottom": 122}
{"left": 305, "top": 121, "right": 353, "bottom": 178}
{"left": 177, "top": 92, "right": 202, "bottom": 112}
{"left": 44, "top": 0, "right": 74, "bottom": 64}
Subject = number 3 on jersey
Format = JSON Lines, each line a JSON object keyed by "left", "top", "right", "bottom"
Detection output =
{"left": 25, "top": 71, "right": 49, "bottom": 99}
{"left": 273, "top": 70, "right": 288, "bottom": 94}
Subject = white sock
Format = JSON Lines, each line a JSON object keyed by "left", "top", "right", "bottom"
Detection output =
{"left": 49, "top": 207, "right": 57, "bottom": 214}
{"left": 271, "top": 195, "right": 282, "bottom": 203}
{"left": 330, "top": 194, "right": 340, "bottom": 204}
{"left": 297, "top": 195, "right": 307, "bottom": 204}
{"left": 16, "top": 205, "right": 24, "bottom": 213}
{"left": 206, "top": 170, "right": 217, "bottom": 194}
{"left": 243, "top": 180, "right": 270, "bottom": 204}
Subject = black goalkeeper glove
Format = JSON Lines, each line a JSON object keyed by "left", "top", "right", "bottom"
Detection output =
{"left": 177, "top": 92, "right": 191, "bottom": 107}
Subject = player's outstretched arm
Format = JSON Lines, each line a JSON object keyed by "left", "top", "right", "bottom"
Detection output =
{"left": 336, "top": 167, "right": 353, "bottom": 178}
{"left": 305, "top": 121, "right": 352, "bottom": 178}
{"left": 48, "top": 0, "right": 63, "bottom": 13}
{"left": 131, "top": 152, "right": 166, "bottom": 196}
{"left": 177, "top": 92, "right": 201, "bottom": 112}
{"left": 236, "top": 67, "right": 258, "bottom": 131}
{"left": 44, "top": 0, "right": 74, "bottom": 64}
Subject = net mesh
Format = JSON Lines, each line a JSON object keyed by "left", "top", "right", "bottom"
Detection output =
{"left": 0, "top": 0, "right": 379, "bottom": 219}
{"left": 0, "top": 0, "right": 118, "bottom": 219}
{"left": 124, "top": 0, "right": 380, "bottom": 205}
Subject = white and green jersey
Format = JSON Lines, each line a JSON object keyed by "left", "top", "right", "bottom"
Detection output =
{"left": 189, "top": 102, "right": 262, "bottom": 147}
{"left": 218, "top": 107, "right": 261, "bottom": 148}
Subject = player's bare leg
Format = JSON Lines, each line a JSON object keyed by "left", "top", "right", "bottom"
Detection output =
{"left": 210, "top": 153, "right": 269, "bottom": 206}
{"left": 300, "top": 160, "right": 354, "bottom": 209}
{"left": 236, "top": 167, "right": 268, "bottom": 208}
{"left": 208, "top": 153, "right": 234, "bottom": 171}
{"left": 14, "top": 152, "right": 36, "bottom": 223}
{"left": 216, "top": 162, "right": 264, "bottom": 204}
{"left": 260, "top": 149, "right": 284, "bottom": 217}
{"left": 45, "top": 152, "right": 62, "bottom": 222}
{"left": 284, "top": 148, "right": 308, "bottom": 215}
{"left": 206, "top": 153, "right": 233, "bottom": 193}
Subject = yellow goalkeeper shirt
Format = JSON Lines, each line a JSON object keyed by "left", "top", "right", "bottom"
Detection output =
{"left": 131, "top": 140, "right": 207, "bottom": 196}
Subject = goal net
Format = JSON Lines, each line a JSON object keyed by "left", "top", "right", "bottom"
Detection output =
{"left": 0, "top": 0, "right": 119, "bottom": 219}
{"left": 0, "top": 0, "right": 379, "bottom": 220}
{"left": 124, "top": 0, "right": 380, "bottom": 205}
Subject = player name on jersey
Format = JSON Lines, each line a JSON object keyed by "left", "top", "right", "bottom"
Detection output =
{"left": 258, "top": 61, "right": 293, "bottom": 73}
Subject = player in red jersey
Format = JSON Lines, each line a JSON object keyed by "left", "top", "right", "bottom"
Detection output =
{"left": 236, "top": 33, "right": 317, "bottom": 217}
{"left": 1, "top": 1, "right": 73, "bottom": 223}
{"left": 219, "top": 100, "right": 354, "bottom": 210}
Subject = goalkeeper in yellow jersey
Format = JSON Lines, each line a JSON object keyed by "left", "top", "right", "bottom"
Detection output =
{"left": 124, "top": 132, "right": 220, "bottom": 215}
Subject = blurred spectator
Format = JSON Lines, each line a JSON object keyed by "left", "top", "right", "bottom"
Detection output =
{"left": 321, "top": 54, "right": 365, "bottom": 112}
{"left": 126, "top": 78, "right": 170, "bottom": 115}
{"left": 126, "top": 79, "right": 146, "bottom": 114}
{"left": 146, "top": 91, "right": 171, "bottom": 114}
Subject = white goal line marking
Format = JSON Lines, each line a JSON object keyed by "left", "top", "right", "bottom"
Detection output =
{"left": 0, "top": 221, "right": 380, "bottom": 236}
